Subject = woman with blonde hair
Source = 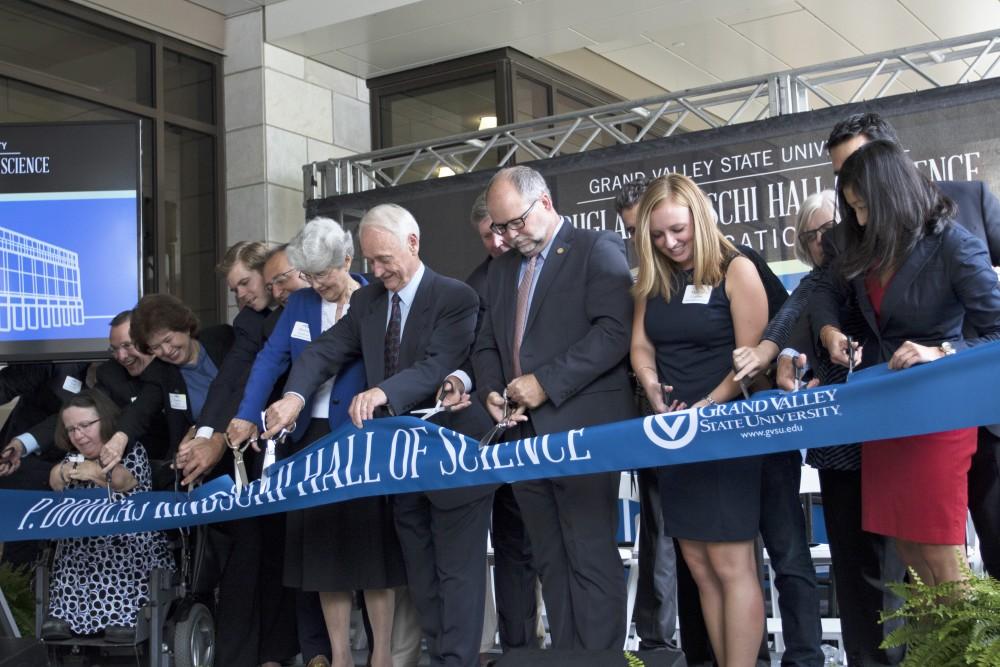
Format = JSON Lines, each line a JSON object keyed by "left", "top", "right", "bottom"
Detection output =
{"left": 630, "top": 173, "right": 768, "bottom": 667}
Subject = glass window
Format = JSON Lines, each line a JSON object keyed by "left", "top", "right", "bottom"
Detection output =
{"left": 0, "top": 76, "right": 156, "bottom": 295}
{"left": 0, "top": 0, "right": 153, "bottom": 105}
{"left": 515, "top": 74, "right": 549, "bottom": 124}
{"left": 164, "top": 49, "right": 215, "bottom": 123}
{"left": 381, "top": 74, "right": 497, "bottom": 147}
{"left": 163, "top": 125, "right": 217, "bottom": 325}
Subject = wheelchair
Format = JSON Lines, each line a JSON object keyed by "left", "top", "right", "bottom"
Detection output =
{"left": 34, "top": 464, "right": 217, "bottom": 667}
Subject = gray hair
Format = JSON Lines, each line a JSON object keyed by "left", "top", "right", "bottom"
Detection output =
{"left": 793, "top": 190, "right": 837, "bottom": 266}
{"left": 486, "top": 166, "right": 551, "bottom": 203}
{"left": 286, "top": 217, "right": 354, "bottom": 273}
{"left": 470, "top": 192, "right": 490, "bottom": 228}
{"left": 263, "top": 243, "right": 289, "bottom": 263}
{"left": 359, "top": 203, "right": 421, "bottom": 248}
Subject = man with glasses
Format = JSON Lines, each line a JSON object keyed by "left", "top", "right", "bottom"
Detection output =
{"left": 264, "top": 243, "right": 310, "bottom": 308}
{"left": 473, "top": 165, "right": 637, "bottom": 650}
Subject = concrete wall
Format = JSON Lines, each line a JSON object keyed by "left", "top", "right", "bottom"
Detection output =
{"left": 223, "top": 9, "right": 371, "bottom": 314}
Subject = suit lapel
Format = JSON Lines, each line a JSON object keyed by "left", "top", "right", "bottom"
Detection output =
{"left": 400, "top": 269, "right": 434, "bottom": 369}
{"left": 497, "top": 254, "right": 520, "bottom": 355}
{"left": 308, "top": 289, "right": 323, "bottom": 341}
{"left": 876, "top": 234, "right": 940, "bottom": 330}
{"left": 523, "top": 222, "right": 573, "bottom": 335}
{"left": 851, "top": 275, "right": 879, "bottom": 336}
{"left": 363, "top": 289, "right": 389, "bottom": 382}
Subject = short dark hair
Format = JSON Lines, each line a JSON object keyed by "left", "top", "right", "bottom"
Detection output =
{"left": 614, "top": 177, "right": 653, "bottom": 215}
{"left": 54, "top": 389, "right": 121, "bottom": 452}
{"left": 470, "top": 192, "right": 490, "bottom": 227}
{"left": 827, "top": 112, "right": 900, "bottom": 151}
{"left": 836, "top": 139, "right": 955, "bottom": 280}
{"left": 130, "top": 294, "right": 199, "bottom": 354}
{"left": 109, "top": 310, "right": 132, "bottom": 328}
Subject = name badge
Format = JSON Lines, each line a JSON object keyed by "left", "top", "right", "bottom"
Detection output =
{"left": 169, "top": 393, "right": 188, "bottom": 411}
{"left": 291, "top": 321, "right": 312, "bottom": 341}
{"left": 62, "top": 376, "right": 83, "bottom": 394}
{"left": 682, "top": 285, "right": 713, "bottom": 305}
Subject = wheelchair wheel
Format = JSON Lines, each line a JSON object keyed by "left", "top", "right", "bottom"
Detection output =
{"left": 173, "top": 601, "right": 214, "bottom": 667}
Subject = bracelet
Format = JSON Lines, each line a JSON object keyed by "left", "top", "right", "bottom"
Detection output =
{"left": 703, "top": 394, "right": 717, "bottom": 405}
{"left": 779, "top": 347, "right": 800, "bottom": 360}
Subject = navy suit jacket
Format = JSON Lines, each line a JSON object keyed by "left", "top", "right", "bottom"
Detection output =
{"left": 473, "top": 222, "right": 638, "bottom": 435}
{"left": 281, "top": 267, "right": 486, "bottom": 508}
{"left": 812, "top": 222, "right": 1000, "bottom": 366}
{"left": 236, "top": 279, "right": 367, "bottom": 442}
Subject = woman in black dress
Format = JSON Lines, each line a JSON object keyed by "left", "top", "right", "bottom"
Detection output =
{"left": 630, "top": 174, "right": 768, "bottom": 667}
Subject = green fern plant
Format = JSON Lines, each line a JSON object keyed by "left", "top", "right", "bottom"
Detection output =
{"left": 0, "top": 561, "right": 35, "bottom": 637}
{"left": 881, "top": 560, "right": 1000, "bottom": 666}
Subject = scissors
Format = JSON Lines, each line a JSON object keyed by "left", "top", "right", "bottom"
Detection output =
{"left": 260, "top": 411, "right": 292, "bottom": 473}
{"left": 410, "top": 379, "right": 457, "bottom": 421}
{"left": 845, "top": 335, "right": 856, "bottom": 382}
{"left": 479, "top": 390, "right": 517, "bottom": 448}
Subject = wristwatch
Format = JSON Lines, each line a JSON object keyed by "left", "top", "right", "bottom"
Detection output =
{"left": 939, "top": 341, "right": 956, "bottom": 356}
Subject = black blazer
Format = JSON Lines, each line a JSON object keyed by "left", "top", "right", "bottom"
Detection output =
{"left": 93, "top": 360, "right": 176, "bottom": 461}
{"left": 282, "top": 267, "right": 489, "bottom": 508}
{"left": 0, "top": 362, "right": 90, "bottom": 460}
{"left": 473, "top": 222, "right": 637, "bottom": 435}
{"left": 199, "top": 306, "right": 272, "bottom": 432}
{"left": 812, "top": 222, "right": 1000, "bottom": 366}
{"left": 126, "top": 325, "right": 234, "bottom": 459}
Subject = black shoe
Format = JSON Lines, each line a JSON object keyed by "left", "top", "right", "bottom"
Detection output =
{"left": 40, "top": 617, "right": 72, "bottom": 640}
{"left": 104, "top": 624, "right": 136, "bottom": 643}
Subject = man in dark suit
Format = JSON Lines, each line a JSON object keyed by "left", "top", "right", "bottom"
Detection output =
{"left": 262, "top": 203, "right": 491, "bottom": 667}
{"left": 463, "top": 194, "right": 540, "bottom": 655}
{"left": 472, "top": 165, "right": 637, "bottom": 650}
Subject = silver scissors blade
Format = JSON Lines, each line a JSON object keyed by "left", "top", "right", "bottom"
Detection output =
{"left": 479, "top": 390, "right": 515, "bottom": 448}
{"left": 410, "top": 379, "right": 456, "bottom": 420}
{"left": 845, "top": 336, "right": 856, "bottom": 382}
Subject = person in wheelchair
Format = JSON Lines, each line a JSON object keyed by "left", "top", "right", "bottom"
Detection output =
{"left": 41, "top": 389, "right": 174, "bottom": 643}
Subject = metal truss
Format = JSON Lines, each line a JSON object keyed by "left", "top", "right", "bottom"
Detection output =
{"left": 304, "top": 29, "right": 1000, "bottom": 201}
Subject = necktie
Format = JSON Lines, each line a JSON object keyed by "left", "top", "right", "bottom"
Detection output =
{"left": 385, "top": 293, "right": 401, "bottom": 378}
{"left": 512, "top": 255, "right": 537, "bottom": 377}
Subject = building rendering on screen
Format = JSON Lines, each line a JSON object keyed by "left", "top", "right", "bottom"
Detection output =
{"left": 0, "top": 226, "right": 84, "bottom": 331}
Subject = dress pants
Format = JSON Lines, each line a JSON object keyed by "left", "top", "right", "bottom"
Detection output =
{"left": 393, "top": 491, "right": 493, "bottom": 667}
{"left": 634, "top": 468, "right": 678, "bottom": 650}
{"left": 513, "top": 470, "right": 626, "bottom": 650}
{"left": 969, "top": 427, "right": 1000, "bottom": 578}
{"left": 392, "top": 586, "right": 423, "bottom": 667}
{"left": 759, "top": 452, "right": 823, "bottom": 667}
{"left": 819, "top": 468, "right": 904, "bottom": 666}
{"left": 491, "top": 482, "right": 538, "bottom": 650}
{"left": 213, "top": 517, "right": 264, "bottom": 667}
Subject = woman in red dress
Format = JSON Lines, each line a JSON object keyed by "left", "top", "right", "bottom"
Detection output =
{"left": 813, "top": 139, "right": 1000, "bottom": 586}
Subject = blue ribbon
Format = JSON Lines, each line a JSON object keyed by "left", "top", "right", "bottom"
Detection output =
{"left": 5, "top": 341, "right": 1000, "bottom": 542}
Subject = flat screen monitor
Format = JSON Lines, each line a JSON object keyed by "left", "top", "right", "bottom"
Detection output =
{"left": 0, "top": 120, "right": 142, "bottom": 363}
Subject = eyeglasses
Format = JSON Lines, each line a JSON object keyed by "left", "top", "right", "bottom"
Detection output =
{"left": 265, "top": 267, "right": 298, "bottom": 292}
{"left": 66, "top": 418, "right": 101, "bottom": 436}
{"left": 490, "top": 200, "right": 538, "bottom": 235}
{"left": 108, "top": 341, "right": 134, "bottom": 355}
{"left": 299, "top": 268, "right": 333, "bottom": 284}
{"left": 800, "top": 220, "right": 836, "bottom": 245}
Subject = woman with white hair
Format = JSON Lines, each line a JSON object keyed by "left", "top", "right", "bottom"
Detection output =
{"left": 227, "top": 217, "right": 405, "bottom": 667}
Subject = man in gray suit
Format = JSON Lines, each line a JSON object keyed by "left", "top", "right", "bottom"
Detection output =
{"left": 263, "top": 203, "right": 492, "bottom": 667}
{"left": 472, "top": 165, "right": 637, "bottom": 650}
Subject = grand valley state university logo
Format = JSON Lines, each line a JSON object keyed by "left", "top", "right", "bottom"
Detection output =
{"left": 643, "top": 409, "right": 699, "bottom": 450}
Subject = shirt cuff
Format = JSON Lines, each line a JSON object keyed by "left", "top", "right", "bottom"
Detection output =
{"left": 284, "top": 392, "right": 306, "bottom": 408}
{"left": 195, "top": 426, "right": 214, "bottom": 439}
{"left": 450, "top": 370, "right": 472, "bottom": 394}
{"left": 779, "top": 347, "right": 800, "bottom": 360}
{"left": 17, "top": 433, "right": 39, "bottom": 456}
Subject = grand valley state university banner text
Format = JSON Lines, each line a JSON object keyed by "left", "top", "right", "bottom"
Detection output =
{"left": 5, "top": 341, "right": 1000, "bottom": 542}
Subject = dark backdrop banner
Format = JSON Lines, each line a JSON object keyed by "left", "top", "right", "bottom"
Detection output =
{"left": 308, "top": 78, "right": 1000, "bottom": 288}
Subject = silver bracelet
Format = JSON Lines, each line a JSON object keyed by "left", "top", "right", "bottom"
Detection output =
{"left": 703, "top": 394, "right": 717, "bottom": 405}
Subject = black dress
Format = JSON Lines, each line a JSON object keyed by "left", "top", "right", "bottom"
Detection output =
{"left": 283, "top": 418, "right": 407, "bottom": 592}
{"left": 644, "top": 269, "right": 762, "bottom": 541}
